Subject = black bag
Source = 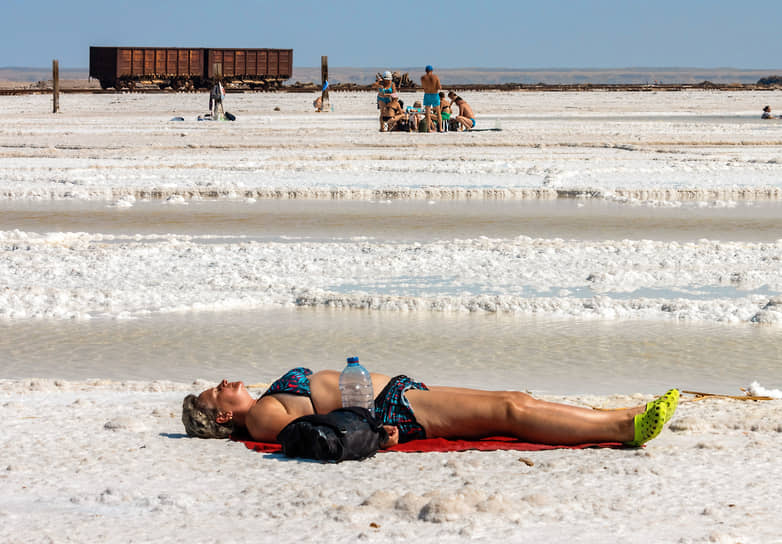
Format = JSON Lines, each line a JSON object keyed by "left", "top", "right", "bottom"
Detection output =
{"left": 276, "top": 407, "right": 387, "bottom": 462}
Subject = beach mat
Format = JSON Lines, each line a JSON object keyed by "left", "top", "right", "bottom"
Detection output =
{"left": 236, "top": 436, "right": 623, "bottom": 454}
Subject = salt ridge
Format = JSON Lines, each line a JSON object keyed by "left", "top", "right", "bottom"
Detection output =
{"left": 2, "top": 230, "right": 781, "bottom": 324}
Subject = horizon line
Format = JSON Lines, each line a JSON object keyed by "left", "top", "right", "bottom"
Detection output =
{"left": 2, "top": 65, "right": 781, "bottom": 72}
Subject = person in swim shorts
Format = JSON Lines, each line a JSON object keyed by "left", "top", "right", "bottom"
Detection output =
{"left": 448, "top": 91, "right": 476, "bottom": 131}
{"left": 421, "top": 65, "right": 442, "bottom": 133}
{"left": 182, "top": 367, "right": 679, "bottom": 447}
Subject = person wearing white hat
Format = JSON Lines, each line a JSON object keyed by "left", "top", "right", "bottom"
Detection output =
{"left": 376, "top": 70, "right": 397, "bottom": 108}
{"left": 374, "top": 70, "right": 397, "bottom": 128}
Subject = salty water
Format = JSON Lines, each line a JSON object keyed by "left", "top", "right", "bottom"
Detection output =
{"left": 1, "top": 306, "right": 781, "bottom": 395}
{"left": 2, "top": 199, "right": 781, "bottom": 395}
{"left": 2, "top": 198, "right": 782, "bottom": 242}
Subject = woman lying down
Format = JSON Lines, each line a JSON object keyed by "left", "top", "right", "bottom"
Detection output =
{"left": 182, "top": 367, "right": 678, "bottom": 448}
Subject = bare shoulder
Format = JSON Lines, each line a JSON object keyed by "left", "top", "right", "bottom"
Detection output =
{"left": 245, "top": 396, "right": 296, "bottom": 442}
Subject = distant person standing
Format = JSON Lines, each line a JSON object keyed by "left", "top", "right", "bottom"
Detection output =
{"left": 448, "top": 92, "right": 476, "bottom": 131}
{"left": 209, "top": 80, "right": 225, "bottom": 120}
{"left": 375, "top": 71, "right": 396, "bottom": 110}
{"left": 421, "top": 65, "right": 441, "bottom": 133}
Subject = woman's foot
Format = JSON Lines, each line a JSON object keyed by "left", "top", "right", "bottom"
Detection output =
{"left": 625, "top": 400, "right": 668, "bottom": 447}
{"left": 646, "top": 389, "right": 679, "bottom": 424}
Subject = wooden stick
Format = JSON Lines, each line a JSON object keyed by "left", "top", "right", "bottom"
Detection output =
{"left": 52, "top": 59, "right": 59, "bottom": 113}
{"left": 589, "top": 389, "right": 775, "bottom": 410}
{"left": 682, "top": 390, "right": 773, "bottom": 401}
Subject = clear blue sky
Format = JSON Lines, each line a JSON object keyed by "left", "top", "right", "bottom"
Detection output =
{"left": 4, "top": 0, "right": 782, "bottom": 69}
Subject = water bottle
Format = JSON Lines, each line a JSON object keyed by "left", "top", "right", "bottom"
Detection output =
{"left": 339, "top": 356, "right": 374, "bottom": 410}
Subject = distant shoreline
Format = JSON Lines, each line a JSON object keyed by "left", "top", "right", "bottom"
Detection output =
{"left": 2, "top": 81, "right": 781, "bottom": 95}
{"left": 2, "top": 66, "right": 781, "bottom": 86}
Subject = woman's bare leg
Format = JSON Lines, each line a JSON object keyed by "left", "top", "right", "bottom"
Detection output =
{"left": 407, "top": 389, "right": 642, "bottom": 445}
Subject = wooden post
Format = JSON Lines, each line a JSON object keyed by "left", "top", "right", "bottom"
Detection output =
{"left": 52, "top": 59, "right": 60, "bottom": 113}
{"left": 321, "top": 55, "right": 329, "bottom": 112}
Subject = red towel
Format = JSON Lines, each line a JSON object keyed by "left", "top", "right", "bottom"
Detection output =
{"left": 236, "top": 436, "right": 623, "bottom": 454}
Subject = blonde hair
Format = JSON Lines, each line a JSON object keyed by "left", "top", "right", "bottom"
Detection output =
{"left": 181, "top": 394, "right": 233, "bottom": 439}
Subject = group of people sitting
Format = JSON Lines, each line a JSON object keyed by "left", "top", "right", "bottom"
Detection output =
{"left": 375, "top": 68, "right": 476, "bottom": 133}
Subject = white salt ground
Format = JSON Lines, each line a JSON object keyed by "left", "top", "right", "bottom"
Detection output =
{"left": 2, "top": 90, "right": 782, "bottom": 543}
{"left": 2, "top": 228, "right": 781, "bottom": 324}
{"left": 0, "top": 379, "right": 780, "bottom": 544}
{"left": 1, "top": 91, "right": 782, "bottom": 325}
{"left": 1, "top": 90, "right": 782, "bottom": 202}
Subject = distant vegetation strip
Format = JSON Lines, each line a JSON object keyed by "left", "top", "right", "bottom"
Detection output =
{"left": 3, "top": 66, "right": 782, "bottom": 86}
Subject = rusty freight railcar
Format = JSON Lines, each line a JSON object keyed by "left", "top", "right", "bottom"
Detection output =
{"left": 89, "top": 46, "right": 293, "bottom": 90}
{"left": 205, "top": 49, "right": 292, "bottom": 89}
{"left": 89, "top": 47, "right": 205, "bottom": 90}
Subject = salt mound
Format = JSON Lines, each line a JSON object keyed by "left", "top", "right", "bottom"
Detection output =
{"left": 103, "top": 416, "right": 147, "bottom": 432}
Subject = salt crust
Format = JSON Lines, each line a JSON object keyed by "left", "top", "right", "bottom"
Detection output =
{"left": 1, "top": 90, "right": 782, "bottom": 203}
{"left": 2, "top": 91, "right": 782, "bottom": 325}
{"left": 1, "top": 378, "right": 780, "bottom": 543}
{"left": 3, "top": 91, "right": 782, "bottom": 542}
{"left": 1, "top": 230, "right": 781, "bottom": 324}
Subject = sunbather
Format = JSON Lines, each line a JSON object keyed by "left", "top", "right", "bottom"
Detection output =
{"left": 182, "top": 367, "right": 678, "bottom": 448}
{"left": 375, "top": 71, "right": 396, "bottom": 110}
{"left": 448, "top": 91, "right": 476, "bottom": 131}
{"left": 406, "top": 100, "right": 425, "bottom": 132}
{"left": 439, "top": 91, "right": 452, "bottom": 131}
{"left": 380, "top": 96, "right": 405, "bottom": 132}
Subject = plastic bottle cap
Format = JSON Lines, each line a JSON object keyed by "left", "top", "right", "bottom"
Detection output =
{"left": 347, "top": 356, "right": 359, "bottom": 364}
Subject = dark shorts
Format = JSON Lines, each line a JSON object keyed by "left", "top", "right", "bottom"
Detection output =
{"left": 374, "top": 375, "right": 428, "bottom": 442}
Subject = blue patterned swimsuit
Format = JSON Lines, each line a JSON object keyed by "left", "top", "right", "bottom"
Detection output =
{"left": 261, "top": 367, "right": 315, "bottom": 410}
{"left": 374, "top": 375, "right": 429, "bottom": 443}
{"left": 262, "top": 368, "right": 429, "bottom": 442}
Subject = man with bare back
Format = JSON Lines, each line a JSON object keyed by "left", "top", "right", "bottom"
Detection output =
{"left": 421, "top": 65, "right": 441, "bottom": 133}
{"left": 448, "top": 91, "right": 476, "bottom": 131}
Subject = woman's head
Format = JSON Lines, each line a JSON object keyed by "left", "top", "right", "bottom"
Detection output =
{"left": 182, "top": 394, "right": 233, "bottom": 438}
{"left": 181, "top": 379, "right": 253, "bottom": 438}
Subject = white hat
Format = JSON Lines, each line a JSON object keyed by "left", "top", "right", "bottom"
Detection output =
{"left": 383, "top": 71, "right": 392, "bottom": 79}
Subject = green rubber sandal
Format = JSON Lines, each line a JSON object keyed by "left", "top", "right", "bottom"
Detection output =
{"left": 646, "top": 389, "right": 679, "bottom": 424}
{"left": 626, "top": 401, "right": 667, "bottom": 447}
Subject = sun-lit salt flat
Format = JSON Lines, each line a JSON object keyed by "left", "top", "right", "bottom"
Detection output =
{"left": 1, "top": 91, "right": 781, "bottom": 325}
{"left": 2, "top": 89, "right": 782, "bottom": 544}
{"left": 1, "top": 90, "right": 782, "bottom": 201}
